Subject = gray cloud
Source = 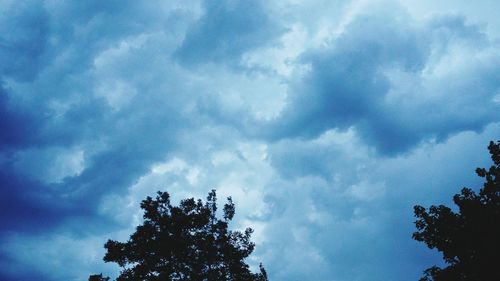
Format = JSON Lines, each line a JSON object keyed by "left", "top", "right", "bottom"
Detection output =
{"left": 260, "top": 123, "right": 500, "bottom": 281}
{"left": 1, "top": 1, "right": 499, "bottom": 281}
{"left": 0, "top": 1, "right": 49, "bottom": 81}
{"left": 264, "top": 10, "right": 500, "bottom": 154}
{"left": 175, "top": 0, "right": 283, "bottom": 66}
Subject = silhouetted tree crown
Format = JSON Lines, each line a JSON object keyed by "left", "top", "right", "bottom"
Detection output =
{"left": 91, "top": 190, "right": 268, "bottom": 281}
{"left": 88, "top": 274, "right": 110, "bottom": 281}
{"left": 413, "top": 140, "right": 500, "bottom": 281}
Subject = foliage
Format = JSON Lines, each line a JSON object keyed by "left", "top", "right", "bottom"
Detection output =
{"left": 413, "top": 141, "right": 500, "bottom": 281}
{"left": 90, "top": 190, "right": 268, "bottom": 281}
{"left": 88, "top": 274, "right": 110, "bottom": 281}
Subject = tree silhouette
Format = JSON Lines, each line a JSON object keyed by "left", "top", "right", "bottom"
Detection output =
{"left": 413, "top": 140, "right": 500, "bottom": 281}
{"left": 88, "top": 274, "right": 110, "bottom": 281}
{"left": 90, "top": 190, "right": 268, "bottom": 281}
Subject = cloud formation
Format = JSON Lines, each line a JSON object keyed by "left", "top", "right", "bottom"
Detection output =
{"left": 175, "top": 0, "right": 283, "bottom": 65}
{"left": 267, "top": 5, "right": 500, "bottom": 154}
{"left": 0, "top": 1, "right": 499, "bottom": 281}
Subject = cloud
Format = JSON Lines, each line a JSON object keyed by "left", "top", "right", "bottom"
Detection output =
{"left": 175, "top": 0, "right": 283, "bottom": 66}
{"left": 0, "top": 0, "right": 204, "bottom": 226}
{"left": 259, "top": 123, "right": 500, "bottom": 281}
{"left": 264, "top": 5, "right": 500, "bottom": 154}
{"left": 0, "top": 1, "right": 49, "bottom": 81}
{"left": 268, "top": 128, "right": 372, "bottom": 180}
{"left": 0, "top": 232, "right": 121, "bottom": 281}
{"left": 0, "top": 167, "right": 63, "bottom": 233}
{"left": 0, "top": 86, "right": 41, "bottom": 149}
{"left": 1, "top": 1, "right": 499, "bottom": 281}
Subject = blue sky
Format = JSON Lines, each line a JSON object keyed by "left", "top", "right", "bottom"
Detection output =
{"left": 0, "top": 0, "right": 499, "bottom": 280}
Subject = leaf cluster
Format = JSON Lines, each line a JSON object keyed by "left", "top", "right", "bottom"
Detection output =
{"left": 413, "top": 141, "right": 500, "bottom": 281}
{"left": 91, "top": 190, "right": 268, "bottom": 281}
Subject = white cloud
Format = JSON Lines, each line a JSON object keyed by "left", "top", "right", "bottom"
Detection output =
{"left": 13, "top": 147, "right": 85, "bottom": 184}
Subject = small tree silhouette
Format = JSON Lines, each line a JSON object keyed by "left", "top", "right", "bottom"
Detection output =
{"left": 90, "top": 190, "right": 268, "bottom": 281}
{"left": 88, "top": 274, "right": 110, "bottom": 281}
{"left": 413, "top": 140, "right": 500, "bottom": 281}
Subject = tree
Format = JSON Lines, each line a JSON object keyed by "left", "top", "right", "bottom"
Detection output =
{"left": 90, "top": 190, "right": 268, "bottom": 281}
{"left": 89, "top": 274, "right": 110, "bottom": 281}
{"left": 413, "top": 140, "right": 500, "bottom": 281}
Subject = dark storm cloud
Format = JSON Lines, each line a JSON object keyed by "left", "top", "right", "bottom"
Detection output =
{"left": 0, "top": 0, "right": 195, "bottom": 226}
{"left": 2, "top": 0, "right": 235, "bottom": 279}
{"left": 0, "top": 251, "right": 48, "bottom": 281}
{"left": 0, "top": 86, "right": 41, "bottom": 149}
{"left": 1, "top": 1, "right": 499, "bottom": 281}
{"left": 175, "top": 0, "right": 282, "bottom": 65}
{"left": 0, "top": 166, "right": 63, "bottom": 233}
{"left": 0, "top": 84, "right": 69, "bottom": 233}
{"left": 0, "top": 0, "right": 179, "bottom": 246}
{"left": 0, "top": 8, "right": 277, "bottom": 279}
{"left": 0, "top": 2, "right": 49, "bottom": 81}
{"left": 0, "top": 85, "right": 115, "bottom": 233}
{"left": 266, "top": 12, "right": 500, "bottom": 154}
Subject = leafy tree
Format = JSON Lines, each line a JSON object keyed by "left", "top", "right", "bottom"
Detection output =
{"left": 89, "top": 274, "right": 110, "bottom": 281}
{"left": 413, "top": 140, "right": 500, "bottom": 281}
{"left": 90, "top": 190, "right": 268, "bottom": 281}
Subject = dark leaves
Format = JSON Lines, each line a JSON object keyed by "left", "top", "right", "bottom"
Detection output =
{"left": 413, "top": 140, "right": 500, "bottom": 281}
{"left": 91, "top": 190, "right": 268, "bottom": 281}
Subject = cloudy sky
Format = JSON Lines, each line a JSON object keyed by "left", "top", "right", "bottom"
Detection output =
{"left": 1, "top": 0, "right": 499, "bottom": 280}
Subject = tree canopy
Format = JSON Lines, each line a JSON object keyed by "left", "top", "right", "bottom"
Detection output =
{"left": 89, "top": 274, "right": 110, "bottom": 281}
{"left": 413, "top": 140, "right": 500, "bottom": 281}
{"left": 90, "top": 190, "right": 268, "bottom": 281}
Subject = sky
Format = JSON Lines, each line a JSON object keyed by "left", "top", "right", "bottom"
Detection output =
{"left": 0, "top": 0, "right": 499, "bottom": 280}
